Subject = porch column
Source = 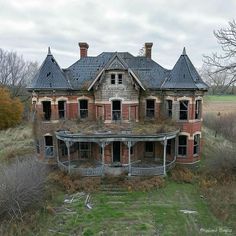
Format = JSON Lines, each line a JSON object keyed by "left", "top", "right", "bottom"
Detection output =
{"left": 128, "top": 141, "right": 132, "bottom": 176}
{"left": 101, "top": 142, "right": 105, "bottom": 166}
{"left": 66, "top": 141, "right": 71, "bottom": 174}
{"left": 163, "top": 137, "right": 167, "bottom": 176}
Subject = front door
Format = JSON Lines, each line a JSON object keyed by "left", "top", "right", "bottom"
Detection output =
{"left": 113, "top": 141, "right": 120, "bottom": 162}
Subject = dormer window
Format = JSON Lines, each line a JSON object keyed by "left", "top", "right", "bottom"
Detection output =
{"left": 118, "top": 74, "right": 123, "bottom": 84}
{"left": 111, "top": 74, "right": 116, "bottom": 84}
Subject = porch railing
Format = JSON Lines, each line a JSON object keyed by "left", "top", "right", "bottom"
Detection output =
{"left": 131, "top": 165, "right": 164, "bottom": 176}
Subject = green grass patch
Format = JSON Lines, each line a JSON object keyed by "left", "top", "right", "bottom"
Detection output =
{"left": 25, "top": 181, "right": 231, "bottom": 236}
{"left": 206, "top": 95, "right": 236, "bottom": 102}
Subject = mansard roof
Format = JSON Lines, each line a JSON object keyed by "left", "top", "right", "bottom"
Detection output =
{"left": 29, "top": 46, "right": 208, "bottom": 91}
{"left": 161, "top": 48, "right": 208, "bottom": 90}
{"left": 28, "top": 48, "right": 72, "bottom": 90}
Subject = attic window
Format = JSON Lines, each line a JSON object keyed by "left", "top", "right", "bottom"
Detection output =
{"left": 47, "top": 72, "right": 51, "bottom": 77}
{"left": 111, "top": 74, "right": 116, "bottom": 84}
{"left": 118, "top": 74, "right": 123, "bottom": 84}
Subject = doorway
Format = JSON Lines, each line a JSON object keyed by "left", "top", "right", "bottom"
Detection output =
{"left": 113, "top": 141, "right": 121, "bottom": 162}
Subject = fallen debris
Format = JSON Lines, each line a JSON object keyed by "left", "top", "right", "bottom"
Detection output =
{"left": 85, "top": 194, "right": 93, "bottom": 209}
{"left": 180, "top": 210, "right": 198, "bottom": 214}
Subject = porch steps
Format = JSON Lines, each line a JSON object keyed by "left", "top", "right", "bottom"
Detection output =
{"left": 100, "top": 177, "right": 129, "bottom": 196}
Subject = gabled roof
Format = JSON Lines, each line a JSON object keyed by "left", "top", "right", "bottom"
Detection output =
{"left": 29, "top": 46, "right": 208, "bottom": 91}
{"left": 161, "top": 48, "right": 208, "bottom": 90}
{"left": 28, "top": 48, "right": 72, "bottom": 90}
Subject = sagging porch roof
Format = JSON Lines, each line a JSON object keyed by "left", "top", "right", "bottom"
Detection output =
{"left": 55, "top": 129, "right": 179, "bottom": 143}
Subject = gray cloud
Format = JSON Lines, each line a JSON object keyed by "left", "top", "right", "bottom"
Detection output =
{"left": 0, "top": 0, "right": 235, "bottom": 69}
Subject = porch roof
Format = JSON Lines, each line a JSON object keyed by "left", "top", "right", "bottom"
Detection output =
{"left": 55, "top": 129, "right": 179, "bottom": 143}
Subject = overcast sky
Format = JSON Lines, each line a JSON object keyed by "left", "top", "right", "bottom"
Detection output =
{"left": 0, "top": 0, "right": 235, "bottom": 69}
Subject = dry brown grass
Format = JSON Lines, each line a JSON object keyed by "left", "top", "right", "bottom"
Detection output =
{"left": 170, "top": 166, "right": 195, "bottom": 183}
{"left": 0, "top": 123, "right": 34, "bottom": 160}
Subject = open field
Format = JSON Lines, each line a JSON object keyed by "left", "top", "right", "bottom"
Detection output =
{"left": 204, "top": 95, "right": 236, "bottom": 114}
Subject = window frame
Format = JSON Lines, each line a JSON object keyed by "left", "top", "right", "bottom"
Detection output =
{"left": 193, "top": 134, "right": 200, "bottom": 156}
{"left": 195, "top": 100, "right": 202, "bottom": 120}
{"left": 111, "top": 74, "right": 116, "bottom": 85}
{"left": 58, "top": 100, "right": 66, "bottom": 119}
{"left": 112, "top": 100, "right": 121, "bottom": 121}
{"left": 179, "top": 100, "right": 189, "bottom": 120}
{"left": 79, "top": 142, "right": 91, "bottom": 159}
{"left": 44, "top": 135, "right": 54, "bottom": 158}
{"left": 146, "top": 99, "right": 155, "bottom": 118}
{"left": 118, "top": 74, "right": 123, "bottom": 84}
{"left": 178, "top": 135, "right": 187, "bottom": 157}
{"left": 79, "top": 99, "right": 88, "bottom": 119}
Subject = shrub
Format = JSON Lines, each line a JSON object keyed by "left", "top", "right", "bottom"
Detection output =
{"left": 0, "top": 157, "right": 48, "bottom": 220}
{"left": 0, "top": 87, "right": 24, "bottom": 130}
{"left": 170, "top": 166, "right": 195, "bottom": 183}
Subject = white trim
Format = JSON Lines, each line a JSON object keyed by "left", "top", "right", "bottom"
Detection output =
{"left": 44, "top": 133, "right": 53, "bottom": 136}
{"left": 77, "top": 96, "right": 93, "bottom": 103}
{"left": 109, "top": 97, "right": 125, "bottom": 102}
{"left": 55, "top": 96, "right": 69, "bottom": 102}
{"left": 38, "top": 97, "right": 54, "bottom": 105}
{"left": 176, "top": 96, "right": 193, "bottom": 104}
{"left": 95, "top": 100, "right": 139, "bottom": 105}
{"left": 165, "top": 96, "right": 175, "bottom": 101}
{"left": 179, "top": 132, "right": 191, "bottom": 139}
{"left": 145, "top": 96, "right": 161, "bottom": 103}
{"left": 193, "top": 131, "right": 202, "bottom": 138}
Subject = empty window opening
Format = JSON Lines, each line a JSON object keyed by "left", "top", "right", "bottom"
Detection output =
{"left": 167, "top": 100, "right": 172, "bottom": 118}
{"left": 195, "top": 100, "right": 202, "bottom": 119}
{"left": 111, "top": 74, "right": 116, "bottom": 84}
{"left": 80, "top": 100, "right": 88, "bottom": 119}
{"left": 146, "top": 99, "right": 155, "bottom": 118}
{"left": 112, "top": 100, "right": 121, "bottom": 121}
{"left": 167, "top": 139, "right": 171, "bottom": 155}
{"left": 179, "top": 100, "right": 188, "bottom": 120}
{"left": 58, "top": 140, "right": 68, "bottom": 157}
{"left": 42, "top": 101, "right": 51, "bottom": 120}
{"left": 36, "top": 140, "right": 40, "bottom": 154}
{"left": 44, "top": 136, "right": 54, "bottom": 157}
{"left": 118, "top": 74, "right": 123, "bottom": 84}
{"left": 130, "top": 146, "right": 134, "bottom": 155}
{"left": 79, "top": 142, "right": 91, "bottom": 159}
{"left": 193, "top": 134, "right": 200, "bottom": 155}
{"left": 178, "top": 135, "right": 187, "bottom": 156}
{"left": 145, "top": 142, "right": 154, "bottom": 153}
{"left": 58, "top": 101, "right": 66, "bottom": 119}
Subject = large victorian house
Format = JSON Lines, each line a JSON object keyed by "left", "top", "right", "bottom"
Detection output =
{"left": 28, "top": 42, "right": 208, "bottom": 176}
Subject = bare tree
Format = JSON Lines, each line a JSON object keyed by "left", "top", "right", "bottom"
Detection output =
{"left": 203, "top": 20, "right": 236, "bottom": 93}
{"left": 0, "top": 48, "right": 38, "bottom": 99}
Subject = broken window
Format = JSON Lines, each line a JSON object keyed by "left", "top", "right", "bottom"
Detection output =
{"left": 195, "top": 100, "right": 201, "bottom": 119}
{"left": 179, "top": 100, "right": 188, "bottom": 120}
{"left": 193, "top": 134, "right": 200, "bottom": 155}
{"left": 44, "top": 136, "right": 54, "bottom": 157}
{"left": 42, "top": 101, "right": 51, "bottom": 120}
{"left": 80, "top": 100, "right": 88, "bottom": 119}
{"left": 146, "top": 99, "right": 155, "bottom": 118}
{"left": 79, "top": 142, "right": 91, "bottom": 159}
{"left": 166, "top": 100, "right": 172, "bottom": 118}
{"left": 112, "top": 100, "right": 121, "bottom": 121}
{"left": 167, "top": 139, "right": 171, "bottom": 155}
{"left": 58, "top": 140, "right": 68, "bottom": 157}
{"left": 178, "top": 135, "right": 187, "bottom": 156}
{"left": 58, "top": 101, "right": 66, "bottom": 119}
{"left": 118, "top": 74, "right": 123, "bottom": 84}
{"left": 111, "top": 74, "right": 116, "bottom": 84}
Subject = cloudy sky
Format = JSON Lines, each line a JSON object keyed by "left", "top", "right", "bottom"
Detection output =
{"left": 0, "top": 0, "right": 235, "bottom": 69}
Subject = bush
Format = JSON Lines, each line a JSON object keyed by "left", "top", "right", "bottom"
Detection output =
{"left": 170, "top": 166, "right": 195, "bottom": 183}
{"left": 0, "top": 157, "right": 48, "bottom": 220}
{"left": 0, "top": 87, "right": 24, "bottom": 130}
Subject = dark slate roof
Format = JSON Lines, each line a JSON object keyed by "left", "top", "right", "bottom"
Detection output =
{"left": 29, "top": 47, "right": 208, "bottom": 91}
{"left": 28, "top": 48, "right": 72, "bottom": 90}
{"left": 161, "top": 48, "right": 208, "bottom": 90}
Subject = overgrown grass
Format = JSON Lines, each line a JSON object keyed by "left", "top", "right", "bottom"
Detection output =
{"left": 0, "top": 123, "right": 34, "bottom": 160}
{"left": 3, "top": 180, "right": 230, "bottom": 236}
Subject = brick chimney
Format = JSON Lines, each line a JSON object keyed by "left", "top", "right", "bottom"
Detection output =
{"left": 145, "top": 42, "right": 153, "bottom": 59}
{"left": 78, "top": 42, "right": 89, "bottom": 58}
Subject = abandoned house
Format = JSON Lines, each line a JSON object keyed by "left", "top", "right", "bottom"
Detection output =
{"left": 27, "top": 42, "right": 208, "bottom": 176}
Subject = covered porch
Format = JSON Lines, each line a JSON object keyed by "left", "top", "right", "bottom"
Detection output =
{"left": 55, "top": 129, "right": 179, "bottom": 176}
